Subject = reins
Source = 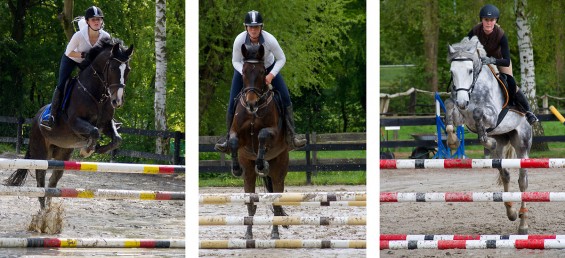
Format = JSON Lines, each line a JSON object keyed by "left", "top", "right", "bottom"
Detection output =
{"left": 76, "top": 55, "right": 129, "bottom": 107}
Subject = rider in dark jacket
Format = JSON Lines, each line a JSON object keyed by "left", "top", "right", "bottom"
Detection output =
{"left": 468, "top": 4, "right": 538, "bottom": 125}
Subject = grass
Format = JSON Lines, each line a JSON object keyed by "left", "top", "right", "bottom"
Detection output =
{"left": 199, "top": 171, "right": 366, "bottom": 187}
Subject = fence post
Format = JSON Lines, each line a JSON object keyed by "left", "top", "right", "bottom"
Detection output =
{"left": 305, "top": 133, "right": 312, "bottom": 185}
{"left": 16, "top": 117, "right": 23, "bottom": 154}
{"left": 542, "top": 94, "right": 549, "bottom": 114}
{"left": 173, "top": 131, "right": 181, "bottom": 165}
{"left": 312, "top": 132, "right": 318, "bottom": 176}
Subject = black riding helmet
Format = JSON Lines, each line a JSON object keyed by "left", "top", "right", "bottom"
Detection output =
{"left": 244, "top": 10, "right": 263, "bottom": 27}
{"left": 479, "top": 4, "right": 499, "bottom": 21}
{"left": 85, "top": 6, "right": 104, "bottom": 20}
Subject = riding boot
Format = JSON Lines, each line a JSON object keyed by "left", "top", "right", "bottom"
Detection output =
{"left": 285, "top": 106, "right": 306, "bottom": 150}
{"left": 214, "top": 112, "right": 235, "bottom": 153}
{"left": 40, "top": 88, "right": 63, "bottom": 130}
{"left": 515, "top": 90, "right": 539, "bottom": 125}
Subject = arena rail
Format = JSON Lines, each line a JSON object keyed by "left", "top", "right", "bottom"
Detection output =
{"left": 200, "top": 239, "right": 366, "bottom": 249}
{"left": 381, "top": 192, "right": 565, "bottom": 202}
{"left": 0, "top": 185, "right": 184, "bottom": 200}
{"left": 380, "top": 158, "right": 565, "bottom": 169}
{"left": 199, "top": 216, "right": 366, "bottom": 226}
{"left": 0, "top": 237, "right": 185, "bottom": 248}
{"left": 0, "top": 158, "right": 185, "bottom": 174}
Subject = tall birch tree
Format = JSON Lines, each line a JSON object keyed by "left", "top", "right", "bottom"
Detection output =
{"left": 155, "top": 0, "right": 168, "bottom": 154}
{"left": 515, "top": 0, "right": 546, "bottom": 150}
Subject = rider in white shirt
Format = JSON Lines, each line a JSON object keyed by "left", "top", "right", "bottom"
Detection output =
{"left": 215, "top": 10, "right": 306, "bottom": 152}
{"left": 41, "top": 6, "right": 111, "bottom": 130}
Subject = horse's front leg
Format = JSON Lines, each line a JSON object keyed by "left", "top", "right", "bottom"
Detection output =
{"left": 68, "top": 117, "right": 100, "bottom": 156}
{"left": 95, "top": 121, "right": 122, "bottom": 154}
{"left": 255, "top": 128, "right": 274, "bottom": 177}
{"left": 229, "top": 135, "right": 242, "bottom": 177}
{"left": 444, "top": 98, "right": 460, "bottom": 149}
{"left": 473, "top": 108, "right": 496, "bottom": 150}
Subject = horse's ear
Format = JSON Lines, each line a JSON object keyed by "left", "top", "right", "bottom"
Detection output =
{"left": 258, "top": 45, "right": 265, "bottom": 59}
{"left": 125, "top": 44, "right": 134, "bottom": 57}
{"left": 111, "top": 43, "right": 121, "bottom": 56}
{"left": 448, "top": 44, "right": 455, "bottom": 55}
{"left": 241, "top": 44, "right": 247, "bottom": 57}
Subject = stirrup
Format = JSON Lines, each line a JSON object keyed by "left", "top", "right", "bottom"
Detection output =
{"left": 214, "top": 138, "right": 230, "bottom": 153}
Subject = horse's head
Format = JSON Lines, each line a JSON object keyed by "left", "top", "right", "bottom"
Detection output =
{"left": 448, "top": 36, "right": 484, "bottom": 110}
{"left": 88, "top": 38, "right": 134, "bottom": 109}
{"left": 241, "top": 44, "right": 267, "bottom": 114}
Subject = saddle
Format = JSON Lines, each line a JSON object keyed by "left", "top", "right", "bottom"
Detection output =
{"left": 485, "top": 64, "right": 525, "bottom": 133}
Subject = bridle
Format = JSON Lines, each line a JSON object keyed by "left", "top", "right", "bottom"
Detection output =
{"left": 450, "top": 49, "right": 482, "bottom": 99}
{"left": 77, "top": 54, "right": 130, "bottom": 108}
{"left": 239, "top": 58, "right": 272, "bottom": 111}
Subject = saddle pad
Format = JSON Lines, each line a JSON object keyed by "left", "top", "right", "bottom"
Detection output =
{"left": 41, "top": 104, "right": 52, "bottom": 122}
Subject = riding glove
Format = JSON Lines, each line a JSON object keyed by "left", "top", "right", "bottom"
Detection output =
{"left": 481, "top": 56, "right": 497, "bottom": 65}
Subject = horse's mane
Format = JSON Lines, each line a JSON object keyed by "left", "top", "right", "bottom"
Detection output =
{"left": 447, "top": 36, "right": 486, "bottom": 76}
{"left": 86, "top": 37, "right": 129, "bottom": 62}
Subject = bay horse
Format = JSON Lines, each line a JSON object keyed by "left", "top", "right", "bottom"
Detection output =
{"left": 5, "top": 38, "right": 134, "bottom": 211}
{"left": 445, "top": 36, "right": 532, "bottom": 234}
{"left": 229, "top": 44, "right": 290, "bottom": 239}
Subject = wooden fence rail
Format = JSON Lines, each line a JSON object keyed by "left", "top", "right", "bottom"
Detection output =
{"left": 0, "top": 116, "right": 184, "bottom": 165}
{"left": 199, "top": 132, "right": 366, "bottom": 184}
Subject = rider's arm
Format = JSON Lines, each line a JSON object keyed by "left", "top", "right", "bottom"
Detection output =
{"left": 495, "top": 34, "right": 511, "bottom": 67}
{"left": 65, "top": 33, "right": 83, "bottom": 59}
{"left": 232, "top": 32, "right": 245, "bottom": 74}
{"left": 265, "top": 33, "right": 286, "bottom": 77}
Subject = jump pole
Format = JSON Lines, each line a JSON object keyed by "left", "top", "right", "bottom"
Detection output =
{"left": 0, "top": 238, "right": 184, "bottom": 248}
{"left": 381, "top": 192, "right": 565, "bottom": 202}
{"left": 381, "top": 234, "right": 565, "bottom": 240}
{"left": 381, "top": 239, "right": 565, "bottom": 250}
{"left": 199, "top": 216, "right": 366, "bottom": 226}
{"left": 549, "top": 105, "right": 565, "bottom": 126}
{"left": 199, "top": 192, "right": 366, "bottom": 204}
{"left": 0, "top": 185, "right": 184, "bottom": 200}
{"left": 380, "top": 158, "right": 565, "bottom": 169}
{"left": 200, "top": 239, "right": 366, "bottom": 249}
{"left": 0, "top": 158, "right": 185, "bottom": 175}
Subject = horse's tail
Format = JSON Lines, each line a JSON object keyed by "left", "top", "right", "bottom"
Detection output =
{"left": 4, "top": 150, "right": 31, "bottom": 186}
{"left": 262, "top": 176, "right": 274, "bottom": 193}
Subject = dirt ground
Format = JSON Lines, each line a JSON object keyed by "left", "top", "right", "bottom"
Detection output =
{"left": 0, "top": 153, "right": 185, "bottom": 257}
{"left": 381, "top": 167, "right": 565, "bottom": 257}
{"left": 199, "top": 185, "right": 366, "bottom": 258}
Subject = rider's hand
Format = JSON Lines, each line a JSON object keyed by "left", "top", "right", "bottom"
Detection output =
{"left": 265, "top": 73, "right": 274, "bottom": 85}
{"left": 481, "top": 56, "right": 497, "bottom": 65}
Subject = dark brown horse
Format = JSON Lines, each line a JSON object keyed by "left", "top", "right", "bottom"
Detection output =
{"left": 229, "top": 44, "right": 290, "bottom": 239}
{"left": 5, "top": 38, "right": 134, "bottom": 210}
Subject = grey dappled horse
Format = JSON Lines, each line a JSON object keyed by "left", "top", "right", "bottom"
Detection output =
{"left": 445, "top": 36, "right": 532, "bottom": 234}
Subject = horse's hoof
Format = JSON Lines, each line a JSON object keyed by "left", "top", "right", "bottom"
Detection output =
{"left": 271, "top": 233, "right": 280, "bottom": 239}
{"left": 80, "top": 148, "right": 94, "bottom": 158}
{"left": 518, "top": 227, "right": 528, "bottom": 235}
{"left": 507, "top": 211, "right": 518, "bottom": 221}
{"left": 232, "top": 168, "right": 243, "bottom": 177}
{"left": 255, "top": 161, "right": 270, "bottom": 177}
{"left": 245, "top": 233, "right": 253, "bottom": 240}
